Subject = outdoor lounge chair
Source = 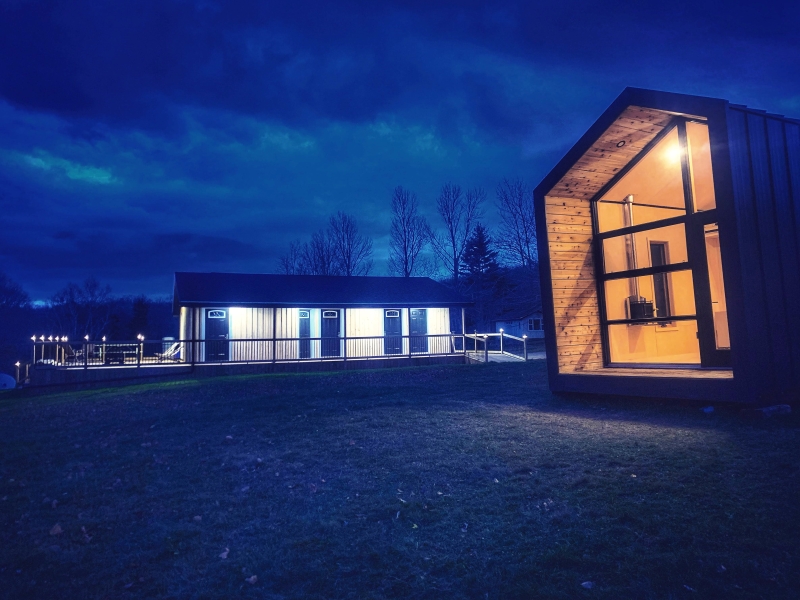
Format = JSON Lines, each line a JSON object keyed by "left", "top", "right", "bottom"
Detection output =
{"left": 156, "top": 342, "right": 182, "bottom": 362}
{"left": 62, "top": 344, "right": 85, "bottom": 366}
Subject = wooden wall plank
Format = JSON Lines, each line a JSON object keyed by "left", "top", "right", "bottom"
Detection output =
{"left": 549, "top": 106, "right": 674, "bottom": 201}
{"left": 544, "top": 194, "right": 603, "bottom": 372}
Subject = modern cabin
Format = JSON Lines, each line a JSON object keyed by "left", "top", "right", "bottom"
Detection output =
{"left": 173, "top": 272, "right": 469, "bottom": 363}
{"left": 534, "top": 87, "right": 800, "bottom": 403}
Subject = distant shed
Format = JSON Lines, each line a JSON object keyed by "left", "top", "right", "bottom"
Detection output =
{"left": 534, "top": 87, "right": 800, "bottom": 403}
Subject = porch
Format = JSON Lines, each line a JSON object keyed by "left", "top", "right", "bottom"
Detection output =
{"left": 28, "top": 333, "right": 470, "bottom": 386}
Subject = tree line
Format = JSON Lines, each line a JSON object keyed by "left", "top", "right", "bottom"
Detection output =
{"left": 278, "top": 177, "right": 537, "bottom": 279}
{"left": 0, "top": 274, "right": 176, "bottom": 373}
{"left": 278, "top": 177, "right": 540, "bottom": 330}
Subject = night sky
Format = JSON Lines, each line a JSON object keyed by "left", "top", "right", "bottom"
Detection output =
{"left": 2, "top": 1, "right": 799, "bottom": 300}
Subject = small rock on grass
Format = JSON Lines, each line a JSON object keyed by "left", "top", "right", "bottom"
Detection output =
{"left": 581, "top": 581, "right": 594, "bottom": 589}
{"left": 246, "top": 575, "right": 258, "bottom": 584}
{"left": 49, "top": 524, "right": 62, "bottom": 536}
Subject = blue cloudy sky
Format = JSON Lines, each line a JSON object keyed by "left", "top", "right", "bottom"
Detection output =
{"left": 1, "top": 0, "right": 799, "bottom": 299}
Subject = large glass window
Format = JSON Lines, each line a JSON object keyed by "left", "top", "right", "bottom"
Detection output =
{"left": 593, "top": 119, "right": 730, "bottom": 367}
{"left": 604, "top": 271, "right": 697, "bottom": 321}
{"left": 704, "top": 223, "right": 730, "bottom": 349}
{"left": 602, "top": 223, "right": 688, "bottom": 274}
{"left": 687, "top": 122, "right": 716, "bottom": 212}
{"left": 608, "top": 321, "right": 701, "bottom": 365}
{"left": 596, "top": 127, "right": 686, "bottom": 233}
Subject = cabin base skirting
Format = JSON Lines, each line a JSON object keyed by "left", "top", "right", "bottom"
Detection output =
{"left": 28, "top": 355, "right": 468, "bottom": 389}
{"left": 552, "top": 371, "right": 739, "bottom": 402}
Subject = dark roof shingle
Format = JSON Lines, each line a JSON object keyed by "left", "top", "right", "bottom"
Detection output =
{"left": 173, "top": 272, "right": 469, "bottom": 314}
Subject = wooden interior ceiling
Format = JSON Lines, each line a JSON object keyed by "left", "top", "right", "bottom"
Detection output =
{"left": 549, "top": 106, "right": 678, "bottom": 200}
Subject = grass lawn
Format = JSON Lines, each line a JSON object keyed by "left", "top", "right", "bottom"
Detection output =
{"left": 1, "top": 361, "right": 798, "bottom": 599}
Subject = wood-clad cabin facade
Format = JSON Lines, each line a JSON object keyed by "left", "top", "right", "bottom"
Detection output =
{"left": 173, "top": 273, "right": 468, "bottom": 363}
{"left": 534, "top": 88, "right": 800, "bottom": 403}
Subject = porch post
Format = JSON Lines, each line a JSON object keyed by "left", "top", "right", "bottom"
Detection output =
{"left": 407, "top": 308, "right": 412, "bottom": 358}
{"left": 190, "top": 308, "right": 196, "bottom": 367}
{"left": 272, "top": 307, "right": 277, "bottom": 363}
{"left": 343, "top": 308, "right": 347, "bottom": 362}
{"left": 461, "top": 307, "right": 466, "bottom": 355}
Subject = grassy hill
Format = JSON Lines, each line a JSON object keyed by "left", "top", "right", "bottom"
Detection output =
{"left": 0, "top": 362, "right": 798, "bottom": 599}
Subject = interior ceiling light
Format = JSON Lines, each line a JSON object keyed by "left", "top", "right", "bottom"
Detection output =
{"left": 616, "top": 140, "right": 626, "bottom": 147}
{"left": 665, "top": 144, "right": 683, "bottom": 163}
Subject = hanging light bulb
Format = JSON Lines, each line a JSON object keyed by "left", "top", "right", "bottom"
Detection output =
{"left": 665, "top": 144, "right": 683, "bottom": 163}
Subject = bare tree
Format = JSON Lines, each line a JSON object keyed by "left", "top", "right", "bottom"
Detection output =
{"left": 429, "top": 183, "right": 484, "bottom": 283}
{"left": 0, "top": 272, "right": 30, "bottom": 309}
{"left": 278, "top": 240, "right": 305, "bottom": 275}
{"left": 388, "top": 186, "right": 431, "bottom": 277}
{"left": 328, "top": 211, "right": 373, "bottom": 276}
{"left": 49, "top": 277, "right": 113, "bottom": 338}
{"left": 496, "top": 177, "right": 537, "bottom": 268}
{"left": 300, "top": 229, "right": 339, "bottom": 276}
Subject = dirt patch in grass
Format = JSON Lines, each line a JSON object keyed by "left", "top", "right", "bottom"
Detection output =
{"left": 0, "top": 362, "right": 798, "bottom": 599}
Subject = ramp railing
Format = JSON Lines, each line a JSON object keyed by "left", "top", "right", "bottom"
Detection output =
{"left": 463, "top": 330, "right": 529, "bottom": 362}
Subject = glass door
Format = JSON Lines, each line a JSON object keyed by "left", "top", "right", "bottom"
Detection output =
{"left": 592, "top": 118, "right": 731, "bottom": 368}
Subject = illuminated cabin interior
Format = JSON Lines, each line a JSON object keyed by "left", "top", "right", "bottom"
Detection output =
{"left": 534, "top": 88, "right": 800, "bottom": 402}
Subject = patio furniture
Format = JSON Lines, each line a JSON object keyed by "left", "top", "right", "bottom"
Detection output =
{"left": 156, "top": 342, "right": 182, "bottom": 362}
{"left": 62, "top": 344, "right": 85, "bottom": 366}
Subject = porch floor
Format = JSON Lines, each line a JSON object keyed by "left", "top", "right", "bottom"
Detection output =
{"left": 567, "top": 367, "right": 733, "bottom": 379}
{"left": 467, "top": 351, "right": 547, "bottom": 363}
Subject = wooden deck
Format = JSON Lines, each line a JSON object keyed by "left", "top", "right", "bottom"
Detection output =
{"left": 568, "top": 366, "right": 732, "bottom": 379}
{"left": 467, "top": 351, "right": 546, "bottom": 363}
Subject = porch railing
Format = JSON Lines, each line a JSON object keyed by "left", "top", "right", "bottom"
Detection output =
{"left": 31, "top": 333, "right": 468, "bottom": 369}
{"left": 464, "top": 331, "right": 530, "bottom": 362}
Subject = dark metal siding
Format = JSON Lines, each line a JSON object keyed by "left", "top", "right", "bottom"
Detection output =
{"left": 728, "top": 108, "right": 800, "bottom": 399}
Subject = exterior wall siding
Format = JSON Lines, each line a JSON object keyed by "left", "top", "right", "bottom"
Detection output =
{"left": 544, "top": 196, "right": 603, "bottom": 372}
{"left": 728, "top": 108, "right": 800, "bottom": 397}
{"left": 229, "top": 307, "right": 273, "bottom": 361}
{"left": 184, "top": 306, "right": 454, "bottom": 362}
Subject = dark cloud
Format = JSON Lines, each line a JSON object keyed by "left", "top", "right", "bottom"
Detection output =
{"left": 0, "top": 0, "right": 799, "bottom": 298}
{"left": 4, "top": 1, "right": 796, "bottom": 132}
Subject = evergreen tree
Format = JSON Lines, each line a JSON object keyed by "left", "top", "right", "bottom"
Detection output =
{"left": 460, "top": 224, "right": 500, "bottom": 330}
{"left": 461, "top": 224, "right": 499, "bottom": 280}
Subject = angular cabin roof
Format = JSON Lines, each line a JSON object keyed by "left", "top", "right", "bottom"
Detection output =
{"left": 534, "top": 86, "right": 799, "bottom": 203}
{"left": 173, "top": 272, "right": 470, "bottom": 314}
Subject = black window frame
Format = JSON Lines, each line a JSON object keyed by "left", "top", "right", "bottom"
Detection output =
{"left": 590, "top": 117, "right": 729, "bottom": 368}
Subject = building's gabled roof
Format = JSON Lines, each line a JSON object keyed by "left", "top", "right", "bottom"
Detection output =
{"left": 173, "top": 272, "right": 470, "bottom": 314}
{"left": 533, "top": 86, "right": 800, "bottom": 203}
